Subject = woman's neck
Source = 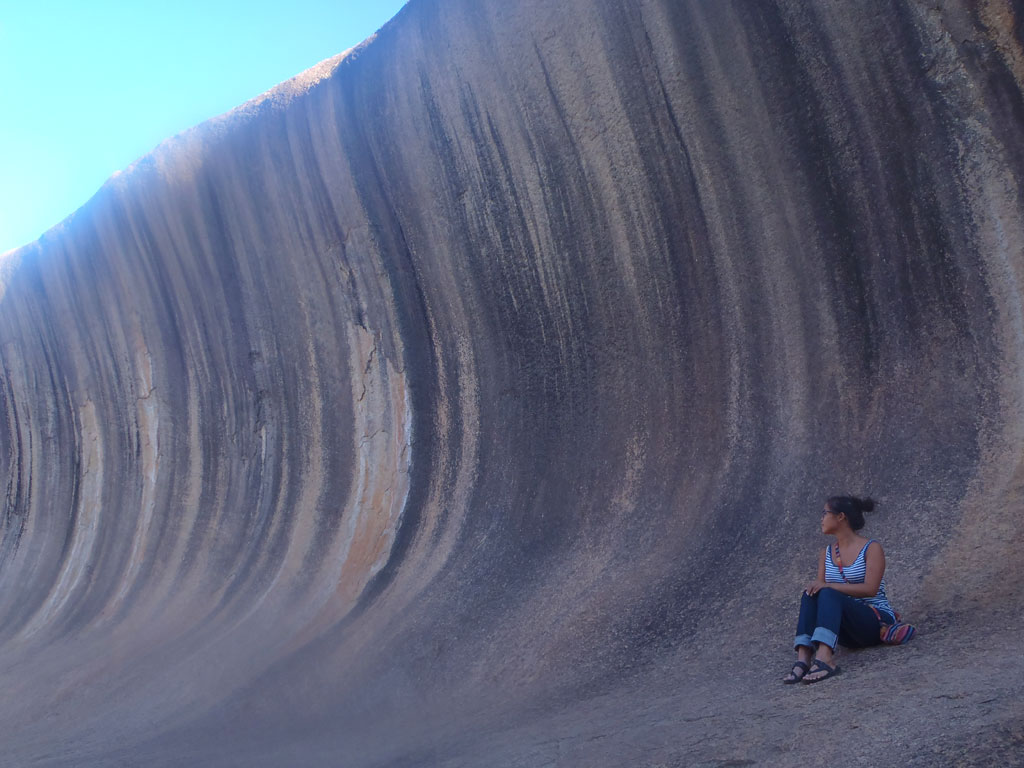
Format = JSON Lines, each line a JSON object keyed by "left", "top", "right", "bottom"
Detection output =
{"left": 833, "top": 530, "right": 860, "bottom": 549}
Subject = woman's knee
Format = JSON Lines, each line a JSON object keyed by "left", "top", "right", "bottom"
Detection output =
{"left": 817, "top": 587, "right": 842, "bottom": 601}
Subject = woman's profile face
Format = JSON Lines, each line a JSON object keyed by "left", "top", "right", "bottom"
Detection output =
{"left": 820, "top": 505, "right": 841, "bottom": 535}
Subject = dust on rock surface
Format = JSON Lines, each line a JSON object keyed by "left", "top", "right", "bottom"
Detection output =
{"left": 428, "top": 629, "right": 1024, "bottom": 767}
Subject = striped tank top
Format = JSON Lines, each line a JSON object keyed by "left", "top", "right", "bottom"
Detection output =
{"left": 824, "top": 539, "right": 896, "bottom": 620}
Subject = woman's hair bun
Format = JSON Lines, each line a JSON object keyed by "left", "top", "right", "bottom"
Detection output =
{"left": 826, "top": 495, "right": 875, "bottom": 530}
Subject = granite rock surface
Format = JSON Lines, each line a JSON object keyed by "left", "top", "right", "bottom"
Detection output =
{"left": 1, "top": 0, "right": 1023, "bottom": 765}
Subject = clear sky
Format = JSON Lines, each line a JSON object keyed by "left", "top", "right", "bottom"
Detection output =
{"left": 0, "top": 0, "right": 408, "bottom": 255}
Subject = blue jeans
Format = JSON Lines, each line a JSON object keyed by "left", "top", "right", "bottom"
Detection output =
{"left": 794, "top": 588, "right": 883, "bottom": 651}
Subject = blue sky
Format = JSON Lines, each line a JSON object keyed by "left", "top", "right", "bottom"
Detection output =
{"left": 0, "top": 0, "right": 408, "bottom": 254}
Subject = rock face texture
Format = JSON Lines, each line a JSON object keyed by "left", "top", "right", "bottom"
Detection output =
{"left": 2, "top": 0, "right": 1023, "bottom": 765}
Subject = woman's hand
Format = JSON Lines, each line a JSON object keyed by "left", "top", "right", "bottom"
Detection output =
{"left": 804, "top": 579, "right": 827, "bottom": 596}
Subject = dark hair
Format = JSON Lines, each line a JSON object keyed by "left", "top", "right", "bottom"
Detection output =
{"left": 826, "top": 496, "right": 875, "bottom": 531}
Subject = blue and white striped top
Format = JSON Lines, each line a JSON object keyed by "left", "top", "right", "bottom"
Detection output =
{"left": 824, "top": 540, "right": 896, "bottom": 620}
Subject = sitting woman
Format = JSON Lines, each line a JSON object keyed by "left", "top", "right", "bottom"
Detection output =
{"left": 784, "top": 495, "right": 897, "bottom": 684}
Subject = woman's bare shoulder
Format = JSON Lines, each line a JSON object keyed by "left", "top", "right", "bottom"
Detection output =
{"left": 864, "top": 538, "right": 885, "bottom": 554}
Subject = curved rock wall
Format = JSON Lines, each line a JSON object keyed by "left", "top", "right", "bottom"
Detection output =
{"left": 1, "top": 0, "right": 1023, "bottom": 764}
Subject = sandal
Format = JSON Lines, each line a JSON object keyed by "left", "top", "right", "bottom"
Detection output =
{"left": 783, "top": 660, "right": 810, "bottom": 684}
{"left": 802, "top": 659, "right": 841, "bottom": 684}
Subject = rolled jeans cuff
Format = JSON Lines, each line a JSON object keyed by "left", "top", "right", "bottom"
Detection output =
{"left": 811, "top": 627, "right": 838, "bottom": 650}
{"left": 794, "top": 633, "right": 814, "bottom": 650}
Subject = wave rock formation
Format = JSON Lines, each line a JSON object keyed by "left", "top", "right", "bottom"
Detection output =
{"left": 2, "top": 1, "right": 1023, "bottom": 764}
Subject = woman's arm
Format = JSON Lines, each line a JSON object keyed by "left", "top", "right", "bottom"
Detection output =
{"left": 819, "top": 541, "right": 886, "bottom": 598}
{"left": 804, "top": 548, "right": 827, "bottom": 595}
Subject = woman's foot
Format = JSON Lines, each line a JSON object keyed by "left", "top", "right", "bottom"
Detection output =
{"left": 783, "top": 660, "right": 810, "bottom": 683}
{"left": 802, "top": 658, "right": 841, "bottom": 684}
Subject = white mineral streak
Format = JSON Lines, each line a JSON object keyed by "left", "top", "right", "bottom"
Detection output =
{"left": 19, "top": 401, "right": 104, "bottom": 638}
{"left": 107, "top": 343, "right": 160, "bottom": 615}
